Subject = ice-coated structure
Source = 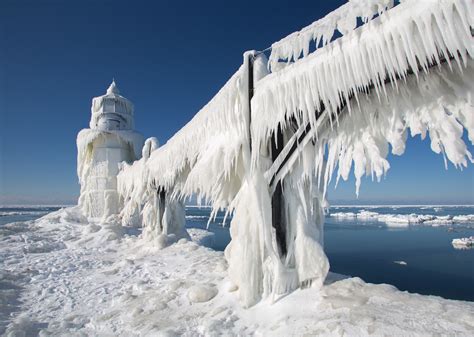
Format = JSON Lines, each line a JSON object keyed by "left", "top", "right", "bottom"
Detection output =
{"left": 77, "top": 81, "right": 144, "bottom": 219}
{"left": 118, "top": 137, "right": 189, "bottom": 243}
{"left": 252, "top": 0, "right": 474, "bottom": 196}
{"left": 116, "top": 0, "right": 473, "bottom": 308}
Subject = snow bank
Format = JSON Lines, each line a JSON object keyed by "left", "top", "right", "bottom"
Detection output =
{"left": 187, "top": 285, "right": 218, "bottom": 303}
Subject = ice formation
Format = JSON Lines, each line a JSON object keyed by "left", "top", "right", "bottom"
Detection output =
{"left": 116, "top": 0, "right": 473, "bottom": 307}
{"left": 268, "top": 0, "right": 394, "bottom": 70}
{"left": 252, "top": 0, "right": 474, "bottom": 196}
{"left": 77, "top": 81, "right": 144, "bottom": 219}
{"left": 330, "top": 210, "right": 474, "bottom": 226}
{"left": 117, "top": 52, "right": 262, "bottom": 232}
{"left": 452, "top": 236, "right": 474, "bottom": 249}
{"left": 118, "top": 56, "right": 254, "bottom": 210}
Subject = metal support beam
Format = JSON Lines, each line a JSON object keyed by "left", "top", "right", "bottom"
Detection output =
{"left": 271, "top": 125, "right": 287, "bottom": 257}
{"left": 247, "top": 51, "right": 288, "bottom": 257}
{"left": 247, "top": 53, "right": 254, "bottom": 154}
{"left": 158, "top": 187, "right": 166, "bottom": 231}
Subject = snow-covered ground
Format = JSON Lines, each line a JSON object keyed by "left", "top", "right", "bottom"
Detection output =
{"left": 1, "top": 207, "right": 474, "bottom": 336}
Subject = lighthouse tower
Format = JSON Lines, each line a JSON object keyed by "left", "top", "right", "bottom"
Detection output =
{"left": 77, "top": 81, "right": 144, "bottom": 219}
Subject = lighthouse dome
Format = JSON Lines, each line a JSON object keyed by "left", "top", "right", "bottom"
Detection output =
{"left": 90, "top": 80, "right": 135, "bottom": 131}
{"left": 106, "top": 80, "right": 120, "bottom": 95}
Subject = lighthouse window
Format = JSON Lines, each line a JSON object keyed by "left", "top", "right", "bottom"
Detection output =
{"left": 104, "top": 99, "right": 115, "bottom": 112}
{"left": 107, "top": 119, "right": 120, "bottom": 130}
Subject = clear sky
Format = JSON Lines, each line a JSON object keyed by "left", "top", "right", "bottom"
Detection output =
{"left": 1, "top": 0, "right": 473, "bottom": 205}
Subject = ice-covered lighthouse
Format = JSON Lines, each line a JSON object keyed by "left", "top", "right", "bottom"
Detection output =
{"left": 77, "top": 81, "right": 144, "bottom": 219}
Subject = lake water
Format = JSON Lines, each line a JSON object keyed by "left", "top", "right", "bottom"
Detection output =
{"left": 2, "top": 205, "right": 473, "bottom": 301}
{"left": 186, "top": 205, "right": 474, "bottom": 302}
{"left": 0, "top": 206, "right": 63, "bottom": 226}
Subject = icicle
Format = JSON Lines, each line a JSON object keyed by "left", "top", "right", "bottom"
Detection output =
{"left": 269, "top": 0, "right": 395, "bottom": 70}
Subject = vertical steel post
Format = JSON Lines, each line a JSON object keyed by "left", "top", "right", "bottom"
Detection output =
{"left": 271, "top": 125, "right": 287, "bottom": 257}
{"left": 248, "top": 53, "right": 254, "bottom": 154}
{"left": 158, "top": 187, "right": 166, "bottom": 230}
{"left": 247, "top": 51, "right": 287, "bottom": 257}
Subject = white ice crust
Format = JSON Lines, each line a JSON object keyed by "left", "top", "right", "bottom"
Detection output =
{"left": 2, "top": 208, "right": 474, "bottom": 336}
{"left": 269, "top": 0, "right": 395, "bottom": 70}
{"left": 76, "top": 82, "right": 144, "bottom": 219}
{"left": 111, "top": 0, "right": 473, "bottom": 308}
{"left": 252, "top": 0, "right": 474, "bottom": 196}
{"left": 330, "top": 210, "right": 474, "bottom": 227}
{"left": 452, "top": 236, "right": 474, "bottom": 248}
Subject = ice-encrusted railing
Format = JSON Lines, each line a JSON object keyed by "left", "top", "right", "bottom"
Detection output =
{"left": 253, "top": 0, "right": 474, "bottom": 196}
{"left": 243, "top": 0, "right": 473, "bottom": 306}
{"left": 116, "top": 0, "right": 474, "bottom": 308}
{"left": 118, "top": 54, "right": 261, "bottom": 231}
{"left": 268, "top": 0, "right": 395, "bottom": 71}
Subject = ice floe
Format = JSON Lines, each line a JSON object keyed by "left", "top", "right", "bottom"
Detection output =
{"left": 452, "top": 236, "right": 474, "bottom": 249}
{"left": 329, "top": 209, "right": 474, "bottom": 227}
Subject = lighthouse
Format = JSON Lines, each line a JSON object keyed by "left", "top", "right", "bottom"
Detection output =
{"left": 77, "top": 81, "right": 144, "bottom": 219}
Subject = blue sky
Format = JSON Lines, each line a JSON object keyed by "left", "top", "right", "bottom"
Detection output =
{"left": 0, "top": 0, "right": 473, "bottom": 205}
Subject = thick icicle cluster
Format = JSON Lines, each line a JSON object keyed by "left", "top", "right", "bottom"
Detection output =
{"left": 138, "top": 63, "right": 248, "bottom": 208}
{"left": 225, "top": 157, "right": 330, "bottom": 307}
{"left": 117, "top": 0, "right": 473, "bottom": 309}
{"left": 269, "top": 0, "right": 394, "bottom": 70}
{"left": 118, "top": 71, "right": 246, "bottom": 216}
{"left": 253, "top": 0, "right": 474, "bottom": 195}
{"left": 118, "top": 137, "right": 189, "bottom": 242}
{"left": 324, "top": 60, "right": 472, "bottom": 197}
{"left": 118, "top": 54, "right": 259, "bottom": 230}
{"left": 117, "top": 54, "right": 326, "bottom": 306}
{"left": 118, "top": 54, "right": 273, "bottom": 216}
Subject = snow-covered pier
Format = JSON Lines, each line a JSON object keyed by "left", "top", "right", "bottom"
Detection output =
{"left": 2, "top": 0, "right": 474, "bottom": 335}
{"left": 69, "top": 0, "right": 474, "bottom": 307}
{"left": 113, "top": 0, "right": 474, "bottom": 308}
